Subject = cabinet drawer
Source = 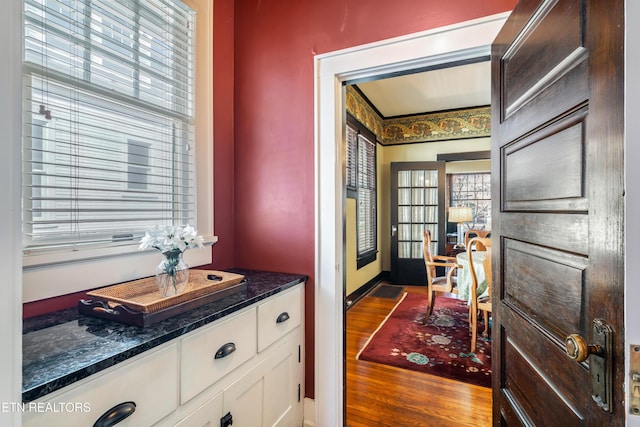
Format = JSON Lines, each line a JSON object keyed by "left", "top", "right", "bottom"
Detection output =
{"left": 181, "top": 308, "right": 257, "bottom": 404}
{"left": 257, "top": 286, "right": 301, "bottom": 352}
{"left": 23, "top": 343, "right": 179, "bottom": 427}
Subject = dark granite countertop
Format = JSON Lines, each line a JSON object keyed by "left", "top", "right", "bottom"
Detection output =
{"left": 22, "top": 268, "right": 307, "bottom": 403}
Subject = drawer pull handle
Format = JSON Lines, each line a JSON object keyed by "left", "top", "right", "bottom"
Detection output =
{"left": 93, "top": 401, "right": 136, "bottom": 427}
{"left": 276, "top": 312, "right": 290, "bottom": 324}
{"left": 215, "top": 342, "right": 236, "bottom": 359}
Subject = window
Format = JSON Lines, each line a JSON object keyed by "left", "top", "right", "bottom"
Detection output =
{"left": 449, "top": 172, "right": 491, "bottom": 231}
{"left": 23, "top": 0, "right": 195, "bottom": 250}
{"left": 22, "top": 0, "right": 214, "bottom": 302}
{"left": 346, "top": 117, "right": 377, "bottom": 268}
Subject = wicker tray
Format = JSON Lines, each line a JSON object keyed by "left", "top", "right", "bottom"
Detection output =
{"left": 78, "top": 270, "right": 247, "bottom": 327}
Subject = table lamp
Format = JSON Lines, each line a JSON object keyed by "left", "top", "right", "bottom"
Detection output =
{"left": 448, "top": 206, "right": 473, "bottom": 248}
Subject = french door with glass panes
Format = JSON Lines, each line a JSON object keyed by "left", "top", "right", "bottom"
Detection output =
{"left": 390, "top": 161, "right": 445, "bottom": 285}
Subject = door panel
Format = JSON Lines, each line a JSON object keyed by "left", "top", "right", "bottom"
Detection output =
{"left": 503, "top": 114, "right": 585, "bottom": 207}
{"left": 492, "top": 0, "right": 624, "bottom": 424}
{"left": 390, "top": 161, "right": 445, "bottom": 285}
{"left": 503, "top": 239, "right": 586, "bottom": 341}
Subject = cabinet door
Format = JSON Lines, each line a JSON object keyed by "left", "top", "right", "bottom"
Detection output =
{"left": 174, "top": 393, "right": 222, "bottom": 427}
{"left": 222, "top": 329, "right": 301, "bottom": 427}
{"left": 263, "top": 330, "right": 302, "bottom": 427}
{"left": 222, "top": 365, "right": 265, "bottom": 427}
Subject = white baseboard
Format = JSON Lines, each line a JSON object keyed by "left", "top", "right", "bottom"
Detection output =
{"left": 303, "top": 397, "right": 315, "bottom": 427}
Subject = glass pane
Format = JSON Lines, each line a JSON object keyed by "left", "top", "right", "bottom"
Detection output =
{"left": 425, "top": 224, "right": 437, "bottom": 240}
{"left": 425, "top": 206, "right": 438, "bottom": 223}
{"left": 398, "top": 224, "right": 411, "bottom": 240}
{"left": 398, "top": 206, "right": 410, "bottom": 223}
{"left": 398, "top": 188, "right": 411, "bottom": 205}
{"left": 411, "top": 224, "right": 423, "bottom": 241}
{"left": 411, "top": 206, "right": 424, "bottom": 223}
{"left": 449, "top": 172, "right": 491, "bottom": 228}
{"left": 411, "top": 170, "right": 425, "bottom": 187}
{"left": 398, "top": 170, "right": 410, "bottom": 187}
{"left": 425, "top": 188, "right": 438, "bottom": 204}
{"left": 425, "top": 170, "right": 438, "bottom": 187}
{"left": 411, "top": 188, "right": 424, "bottom": 205}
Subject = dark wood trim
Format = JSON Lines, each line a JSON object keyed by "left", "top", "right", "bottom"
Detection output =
{"left": 347, "top": 113, "right": 378, "bottom": 143}
{"left": 384, "top": 104, "right": 490, "bottom": 121}
{"left": 379, "top": 135, "right": 490, "bottom": 147}
{"left": 356, "top": 250, "right": 377, "bottom": 269}
{"left": 345, "top": 271, "right": 388, "bottom": 310}
{"left": 437, "top": 150, "right": 491, "bottom": 162}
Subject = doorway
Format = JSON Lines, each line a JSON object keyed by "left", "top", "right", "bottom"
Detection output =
{"left": 314, "top": 12, "right": 509, "bottom": 426}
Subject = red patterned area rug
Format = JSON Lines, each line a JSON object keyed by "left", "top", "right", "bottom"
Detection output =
{"left": 356, "top": 292, "right": 491, "bottom": 388}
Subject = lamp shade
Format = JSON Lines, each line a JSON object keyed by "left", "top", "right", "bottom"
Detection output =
{"left": 448, "top": 206, "right": 473, "bottom": 223}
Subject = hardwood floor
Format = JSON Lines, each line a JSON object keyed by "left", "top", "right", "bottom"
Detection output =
{"left": 345, "top": 284, "right": 492, "bottom": 427}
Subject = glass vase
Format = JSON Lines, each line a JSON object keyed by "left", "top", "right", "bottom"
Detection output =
{"left": 156, "top": 249, "right": 190, "bottom": 297}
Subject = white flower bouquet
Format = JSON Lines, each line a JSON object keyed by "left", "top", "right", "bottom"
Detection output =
{"left": 139, "top": 224, "right": 204, "bottom": 254}
{"left": 139, "top": 225, "right": 204, "bottom": 296}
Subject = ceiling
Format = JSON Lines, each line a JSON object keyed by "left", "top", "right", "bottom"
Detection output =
{"left": 354, "top": 60, "right": 491, "bottom": 117}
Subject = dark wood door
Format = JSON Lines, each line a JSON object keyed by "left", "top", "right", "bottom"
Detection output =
{"left": 390, "top": 161, "right": 445, "bottom": 285}
{"left": 491, "top": 0, "right": 624, "bottom": 425}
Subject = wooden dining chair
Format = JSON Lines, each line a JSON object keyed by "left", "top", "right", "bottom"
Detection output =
{"left": 464, "top": 229, "right": 491, "bottom": 248}
{"left": 422, "top": 230, "right": 461, "bottom": 318}
{"left": 467, "top": 236, "right": 492, "bottom": 353}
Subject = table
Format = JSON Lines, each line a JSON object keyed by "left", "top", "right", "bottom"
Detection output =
{"left": 456, "top": 251, "right": 489, "bottom": 305}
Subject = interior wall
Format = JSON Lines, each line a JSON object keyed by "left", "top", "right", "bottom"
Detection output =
{"left": 233, "top": 0, "right": 517, "bottom": 399}
{"left": 345, "top": 198, "right": 383, "bottom": 295}
{"left": 379, "top": 138, "right": 491, "bottom": 271}
{"left": 345, "top": 138, "right": 491, "bottom": 296}
{"left": 208, "top": 0, "right": 235, "bottom": 270}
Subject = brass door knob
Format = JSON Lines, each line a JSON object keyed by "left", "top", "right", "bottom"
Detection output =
{"left": 565, "top": 334, "right": 603, "bottom": 362}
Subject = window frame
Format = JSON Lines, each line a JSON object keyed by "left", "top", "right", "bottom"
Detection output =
{"left": 346, "top": 114, "right": 377, "bottom": 269}
{"left": 448, "top": 171, "right": 491, "bottom": 233}
{"left": 22, "top": 0, "right": 215, "bottom": 303}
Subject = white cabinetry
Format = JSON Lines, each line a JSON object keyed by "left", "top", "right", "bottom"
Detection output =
{"left": 221, "top": 329, "right": 301, "bottom": 427}
{"left": 175, "top": 285, "right": 303, "bottom": 427}
{"left": 22, "top": 343, "right": 180, "bottom": 427}
{"left": 181, "top": 307, "right": 258, "bottom": 404}
{"left": 22, "top": 284, "right": 304, "bottom": 427}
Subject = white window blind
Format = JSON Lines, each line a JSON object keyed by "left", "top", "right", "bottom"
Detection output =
{"left": 356, "top": 133, "right": 376, "bottom": 256}
{"left": 23, "top": 0, "right": 196, "bottom": 255}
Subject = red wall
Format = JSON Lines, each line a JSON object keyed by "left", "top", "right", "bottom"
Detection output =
{"left": 213, "top": 0, "right": 517, "bottom": 400}
{"left": 209, "top": 0, "right": 236, "bottom": 270}
{"left": 22, "top": 0, "right": 516, "bottom": 398}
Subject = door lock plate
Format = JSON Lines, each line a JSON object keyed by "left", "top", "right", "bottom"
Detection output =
{"left": 591, "top": 319, "right": 613, "bottom": 413}
{"left": 630, "top": 345, "right": 640, "bottom": 415}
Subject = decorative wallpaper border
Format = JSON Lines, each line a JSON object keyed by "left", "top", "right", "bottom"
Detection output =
{"left": 345, "top": 85, "right": 384, "bottom": 139}
{"left": 346, "top": 85, "right": 491, "bottom": 145}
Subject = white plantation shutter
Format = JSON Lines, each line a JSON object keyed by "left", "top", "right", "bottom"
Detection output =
{"left": 356, "top": 133, "right": 376, "bottom": 256}
{"left": 23, "top": 0, "right": 196, "bottom": 253}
